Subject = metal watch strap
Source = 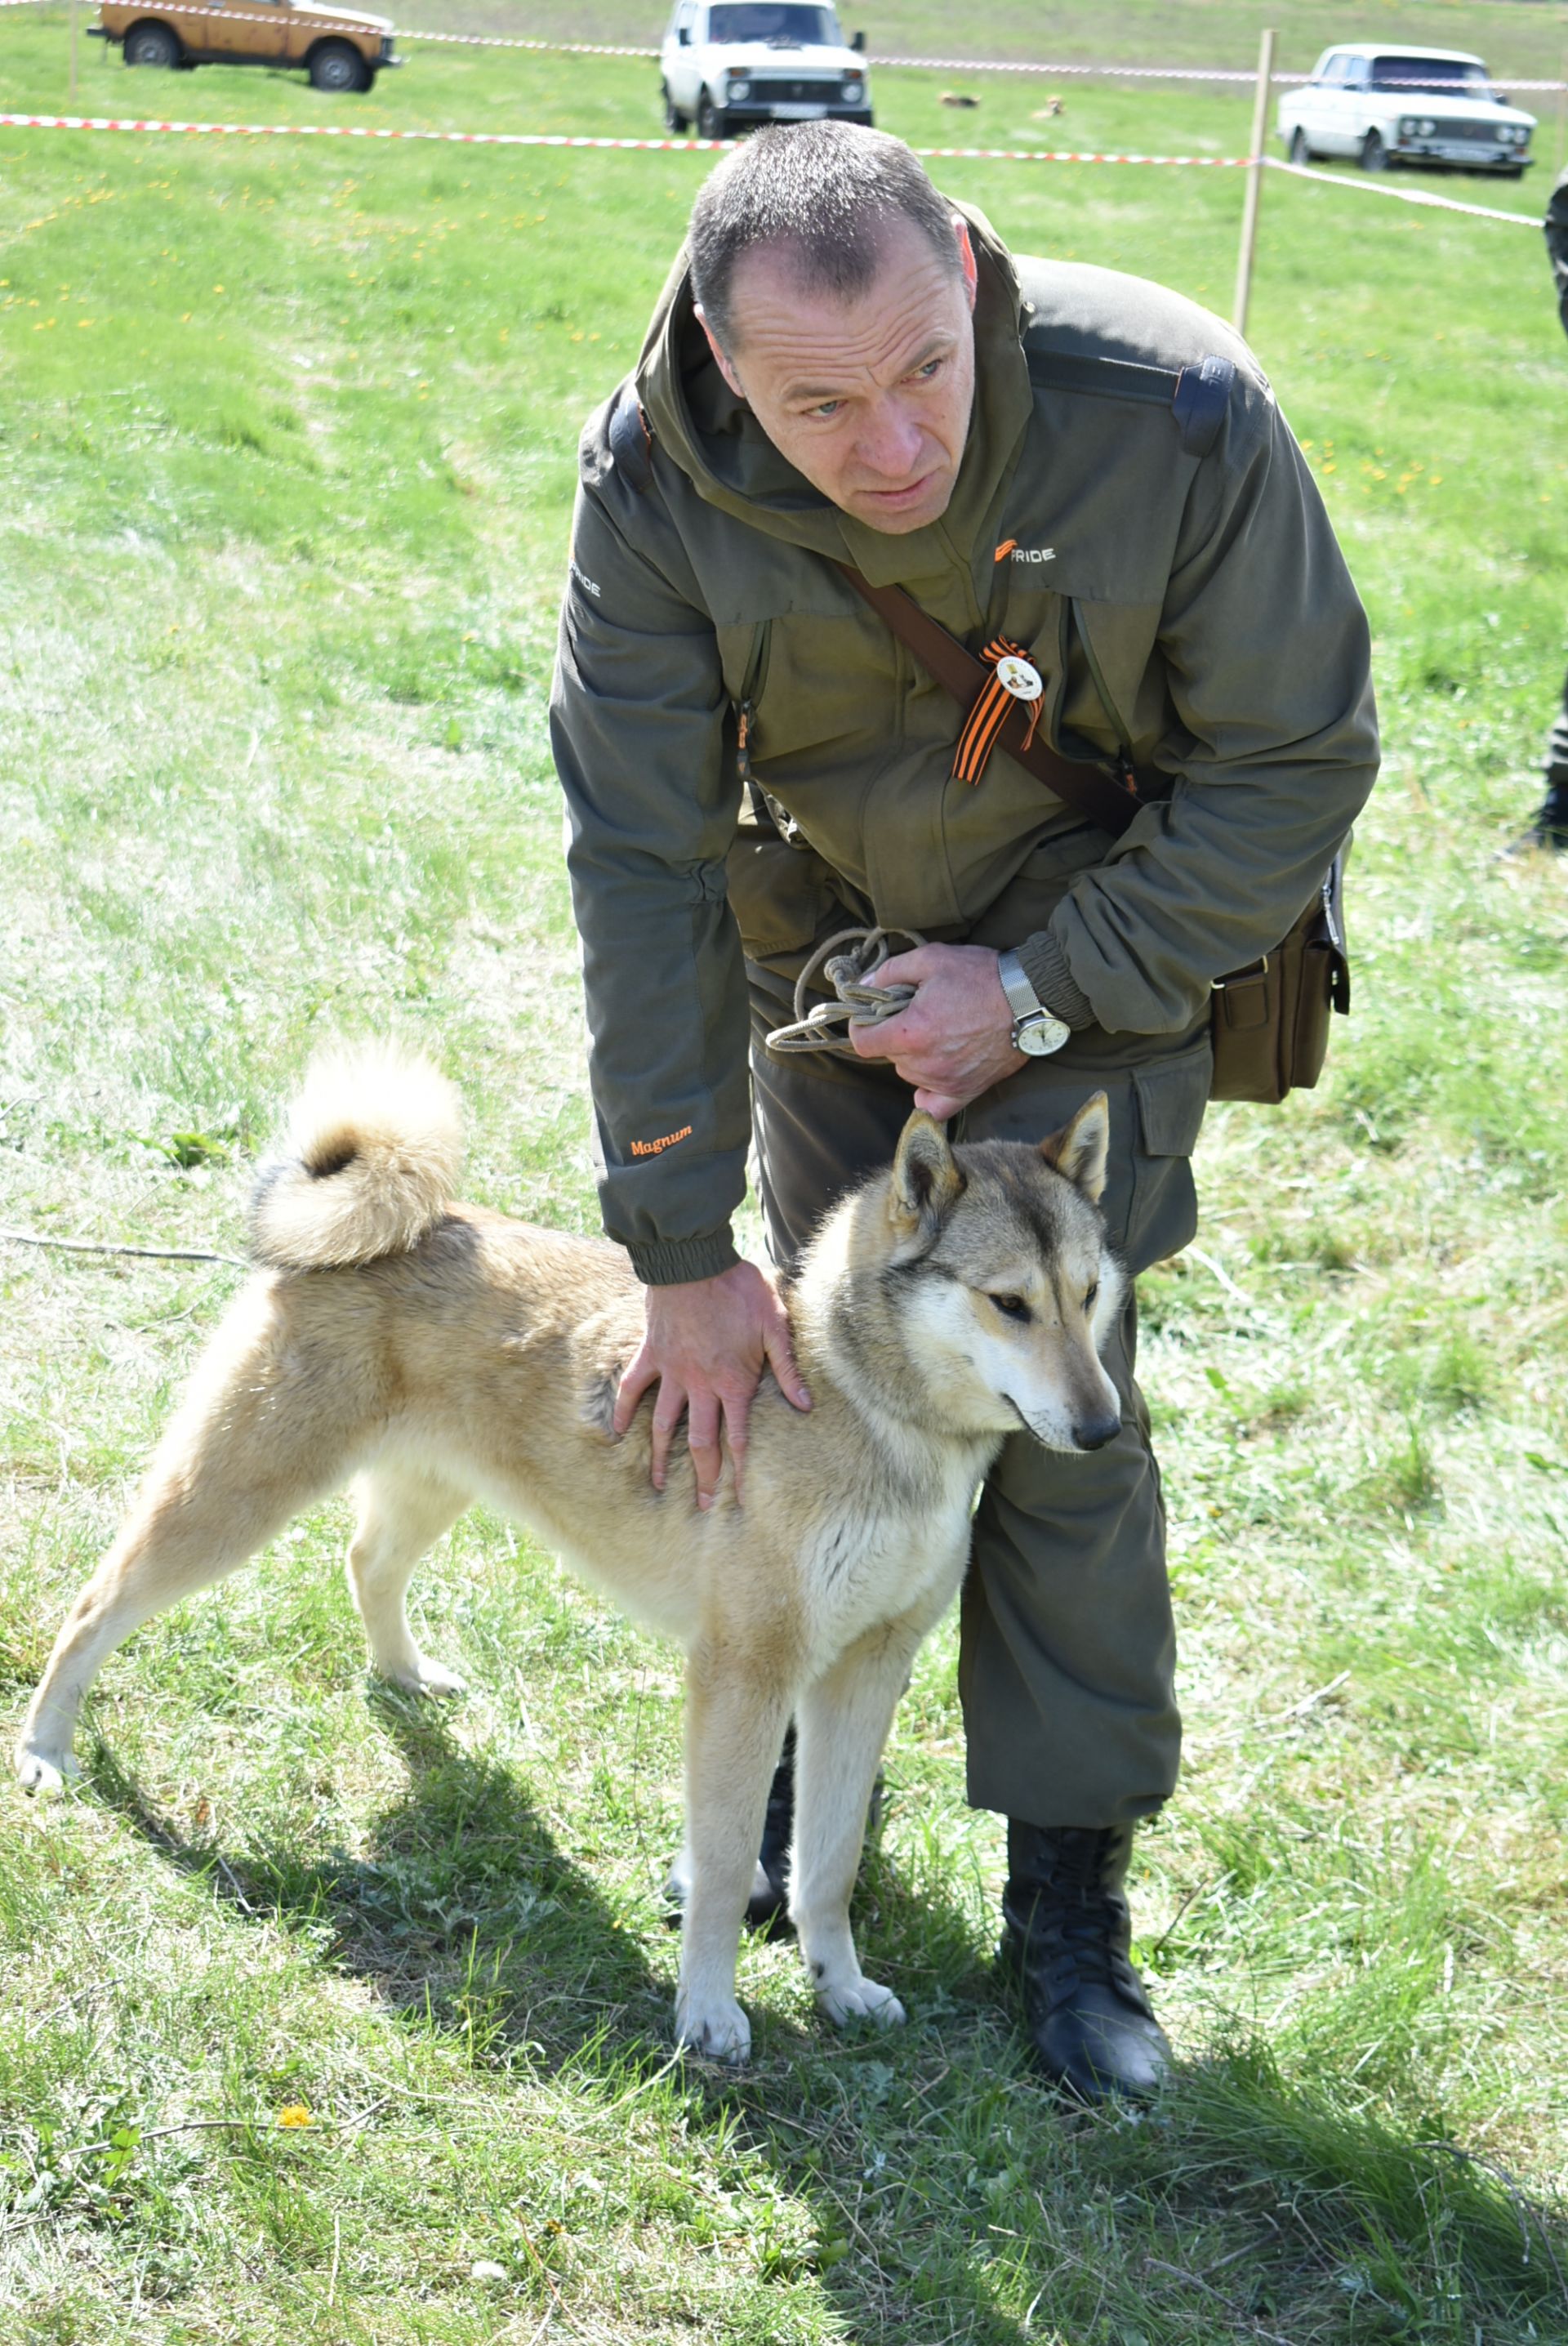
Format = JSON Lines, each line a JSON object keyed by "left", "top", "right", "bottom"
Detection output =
{"left": 997, "top": 947, "right": 1045, "bottom": 1020}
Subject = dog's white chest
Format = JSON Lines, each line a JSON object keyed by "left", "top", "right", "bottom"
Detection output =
{"left": 800, "top": 1484, "right": 973, "bottom": 1664}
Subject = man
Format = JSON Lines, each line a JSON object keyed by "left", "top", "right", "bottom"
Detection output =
{"left": 550, "top": 123, "right": 1378, "bottom": 2103}
{"left": 1517, "top": 163, "right": 1568, "bottom": 851}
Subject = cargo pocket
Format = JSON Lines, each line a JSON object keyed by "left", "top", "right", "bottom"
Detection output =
{"left": 724, "top": 828, "right": 840, "bottom": 972}
{"left": 1125, "top": 1035, "right": 1212, "bottom": 1274}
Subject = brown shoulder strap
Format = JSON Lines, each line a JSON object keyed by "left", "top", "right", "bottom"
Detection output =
{"left": 838, "top": 564, "right": 1142, "bottom": 840}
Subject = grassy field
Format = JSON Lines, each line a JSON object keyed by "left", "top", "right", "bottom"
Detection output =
{"left": 266, "top": 0, "right": 1568, "bottom": 86}
{"left": 3, "top": 7, "right": 1568, "bottom": 2342}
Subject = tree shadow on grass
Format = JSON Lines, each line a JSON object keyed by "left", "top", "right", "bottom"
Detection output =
{"left": 93, "top": 1728, "right": 1568, "bottom": 2344}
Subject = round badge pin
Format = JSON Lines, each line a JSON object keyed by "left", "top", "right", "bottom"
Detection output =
{"left": 995, "top": 654, "right": 1044, "bottom": 702}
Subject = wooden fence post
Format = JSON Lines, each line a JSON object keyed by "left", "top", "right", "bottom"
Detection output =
{"left": 1233, "top": 26, "right": 1276, "bottom": 341}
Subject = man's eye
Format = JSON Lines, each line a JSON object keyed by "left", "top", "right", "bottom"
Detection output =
{"left": 910, "top": 358, "right": 944, "bottom": 382}
{"left": 989, "top": 1293, "right": 1031, "bottom": 1322}
{"left": 808, "top": 399, "right": 844, "bottom": 419}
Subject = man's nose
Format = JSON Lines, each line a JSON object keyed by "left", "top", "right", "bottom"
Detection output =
{"left": 854, "top": 396, "right": 925, "bottom": 482}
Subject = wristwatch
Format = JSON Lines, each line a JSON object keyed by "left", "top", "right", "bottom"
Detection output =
{"left": 997, "top": 947, "right": 1071, "bottom": 1059}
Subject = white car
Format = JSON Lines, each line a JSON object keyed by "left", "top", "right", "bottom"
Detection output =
{"left": 660, "top": 1, "right": 871, "bottom": 140}
{"left": 1276, "top": 43, "right": 1535, "bottom": 177}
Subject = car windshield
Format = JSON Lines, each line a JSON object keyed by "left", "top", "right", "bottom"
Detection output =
{"left": 706, "top": 5, "right": 839, "bottom": 44}
{"left": 1370, "top": 56, "right": 1494, "bottom": 95}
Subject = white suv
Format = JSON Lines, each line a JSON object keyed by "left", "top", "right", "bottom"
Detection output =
{"left": 1277, "top": 45, "right": 1535, "bottom": 177}
{"left": 660, "top": 2, "right": 872, "bottom": 140}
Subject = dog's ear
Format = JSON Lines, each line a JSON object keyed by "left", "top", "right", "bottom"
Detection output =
{"left": 1040, "top": 1090, "right": 1110, "bottom": 1204}
{"left": 889, "top": 1112, "right": 966, "bottom": 1242}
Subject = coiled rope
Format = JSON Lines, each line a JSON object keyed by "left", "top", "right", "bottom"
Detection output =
{"left": 763, "top": 925, "right": 927, "bottom": 1058}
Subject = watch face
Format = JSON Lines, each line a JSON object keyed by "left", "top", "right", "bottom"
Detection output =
{"left": 1016, "top": 1013, "right": 1070, "bottom": 1057}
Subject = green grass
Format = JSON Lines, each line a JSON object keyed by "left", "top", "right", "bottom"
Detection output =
{"left": 3, "top": 10, "right": 1568, "bottom": 2343}
{"left": 246, "top": 0, "right": 1568, "bottom": 85}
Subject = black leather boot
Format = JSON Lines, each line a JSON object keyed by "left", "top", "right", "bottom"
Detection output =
{"left": 1503, "top": 778, "right": 1568, "bottom": 856}
{"left": 1000, "top": 1821, "right": 1172, "bottom": 2105}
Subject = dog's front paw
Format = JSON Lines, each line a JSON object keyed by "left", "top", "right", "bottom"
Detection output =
{"left": 385, "top": 1654, "right": 466, "bottom": 1698}
{"left": 675, "top": 1993, "right": 752, "bottom": 2064}
{"left": 817, "top": 1974, "right": 906, "bottom": 2031}
{"left": 15, "top": 1741, "right": 81, "bottom": 1798}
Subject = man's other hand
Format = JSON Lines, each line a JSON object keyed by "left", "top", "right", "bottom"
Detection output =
{"left": 612, "top": 1260, "right": 812, "bottom": 1510}
{"left": 849, "top": 943, "right": 1024, "bottom": 1118}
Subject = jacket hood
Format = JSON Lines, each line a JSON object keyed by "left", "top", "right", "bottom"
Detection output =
{"left": 635, "top": 203, "right": 1035, "bottom": 587}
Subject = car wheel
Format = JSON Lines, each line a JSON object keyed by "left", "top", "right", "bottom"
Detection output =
{"left": 309, "top": 40, "right": 372, "bottom": 92}
{"left": 662, "top": 81, "right": 689, "bottom": 132}
{"left": 1289, "top": 127, "right": 1312, "bottom": 166}
{"left": 1358, "top": 130, "right": 1390, "bottom": 172}
{"left": 697, "top": 92, "right": 729, "bottom": 139}
{"left": 123, "top": 20, "right": 180, "bottom": 68}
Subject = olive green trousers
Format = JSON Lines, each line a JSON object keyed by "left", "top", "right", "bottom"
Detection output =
{"left": 746, "top": 952, "right": 1211, "bottom": 1829}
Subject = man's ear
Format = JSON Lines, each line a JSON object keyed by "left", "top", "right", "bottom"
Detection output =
{"left": 953, "top": 217, "right": 978, "bottom": 313}
{"left": 889, "top": 1112, "right": 966, "bottom": 1249}
{"left": 1040, "top": 1091, "right": 1110, "bottom": 1204}
{"left": 694, "top": 303, "right": 746, "bottom": 400}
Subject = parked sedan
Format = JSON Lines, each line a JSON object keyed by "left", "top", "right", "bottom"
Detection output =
{"left": 91, "top": 0, "right": 399, "bottom": 89}
{"left": 1277, "top": 43, "right": 1535, "bottom": 176}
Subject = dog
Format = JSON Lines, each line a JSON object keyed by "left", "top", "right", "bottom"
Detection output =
{"left": 15, "top": 1050, "right": 1124, "bottom": 2063}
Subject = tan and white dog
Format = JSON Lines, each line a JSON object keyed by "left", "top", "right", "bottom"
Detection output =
{"left": 16, "top": 1051, "right": 1125, "bottom": 2062}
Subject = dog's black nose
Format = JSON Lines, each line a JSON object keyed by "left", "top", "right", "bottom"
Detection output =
{"left": 1072, "top": 1415, "right": 1121, "bottom": 1452}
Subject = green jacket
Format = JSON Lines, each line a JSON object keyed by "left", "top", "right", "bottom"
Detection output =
{"left": 550, "top": 211, "right": 1379, "bottom": 1286}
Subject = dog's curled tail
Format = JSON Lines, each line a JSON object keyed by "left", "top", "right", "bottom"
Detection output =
{"left": 248, "top": 1047, "right": 463, "bottom": 1271}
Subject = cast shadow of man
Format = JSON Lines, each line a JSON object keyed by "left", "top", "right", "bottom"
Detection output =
{"left": 96, "top": 1713, "right": 1568, "bottom": 2343}
{"left": 93, "top": 1693, "right": 1045, "bottom": 2341}
{"left": 96, "top": 1685, "right": 675, "bottom": 2069}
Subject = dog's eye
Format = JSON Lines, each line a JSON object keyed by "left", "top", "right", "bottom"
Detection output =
{"left": 989, "top": 1293, "right": 1031, "bottom": 1322}
{"left": 1085, "top": 1282, "right": 1099, "bottom": 1311}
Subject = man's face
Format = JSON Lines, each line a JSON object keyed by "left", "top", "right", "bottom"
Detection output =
{"left": 700, "top": 216, "right": 978, "bottom": 536}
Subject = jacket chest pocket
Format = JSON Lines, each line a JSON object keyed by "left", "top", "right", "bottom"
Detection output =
{"left": 718, "top": 606, "right": 906, "bottom": 781}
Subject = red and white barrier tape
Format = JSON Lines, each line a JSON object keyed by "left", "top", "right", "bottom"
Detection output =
{"left": 1264, "top": 154, "right": 1544, "bottom": 225}
{"left": 5, "top": 6, "right": 1567, "bottom": 86}
{"left": 0, "top": 110, "right": 1258, "bottom": 162}
{"left": 0, "top": 114, "right": 1550, "bottom": 211}
{"left": 868, "top": 59, "right": 1566, "bottom": 88}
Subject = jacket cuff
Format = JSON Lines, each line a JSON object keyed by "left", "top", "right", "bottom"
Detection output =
{"left": 626, "top": 1229, "right": 742, "bottom": 1287}
{"left": 1015, "top": 930, "right": 1097, "bottom": 1031}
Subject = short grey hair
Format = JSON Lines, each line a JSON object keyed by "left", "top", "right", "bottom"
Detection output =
{"left": 688, "top": 121, "right": 963, "bottom": 354}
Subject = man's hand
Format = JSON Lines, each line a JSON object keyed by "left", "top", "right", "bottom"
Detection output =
{"left": 849, "top": 943, "right": 1025, "bottom": 1119}
{"left": 612, "top": 1260, "right": 812, "bottom": 1510}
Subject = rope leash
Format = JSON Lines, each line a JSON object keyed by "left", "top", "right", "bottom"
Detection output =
{"left": 763, "top": 925, "right": 927, "bottom": 1059}
{"left": 0, "top": 1227, "right": 247, "bottom": 1269}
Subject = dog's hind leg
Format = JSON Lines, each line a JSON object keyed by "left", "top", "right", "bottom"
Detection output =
{"left": 675, "top": 1652, "right": 793, "bottom": 2064}
{"left": 345, "top": 1464, "right": 469, "bottom": 1695}
{"left": 16, "top": 1434, "right": 350, "bottom": 1796}
{"left": 16, "top": 1288, "right": 365, "bottom": 1795}
{"left": 791, "top": 1617, "right": 926, "bottom": 2032}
